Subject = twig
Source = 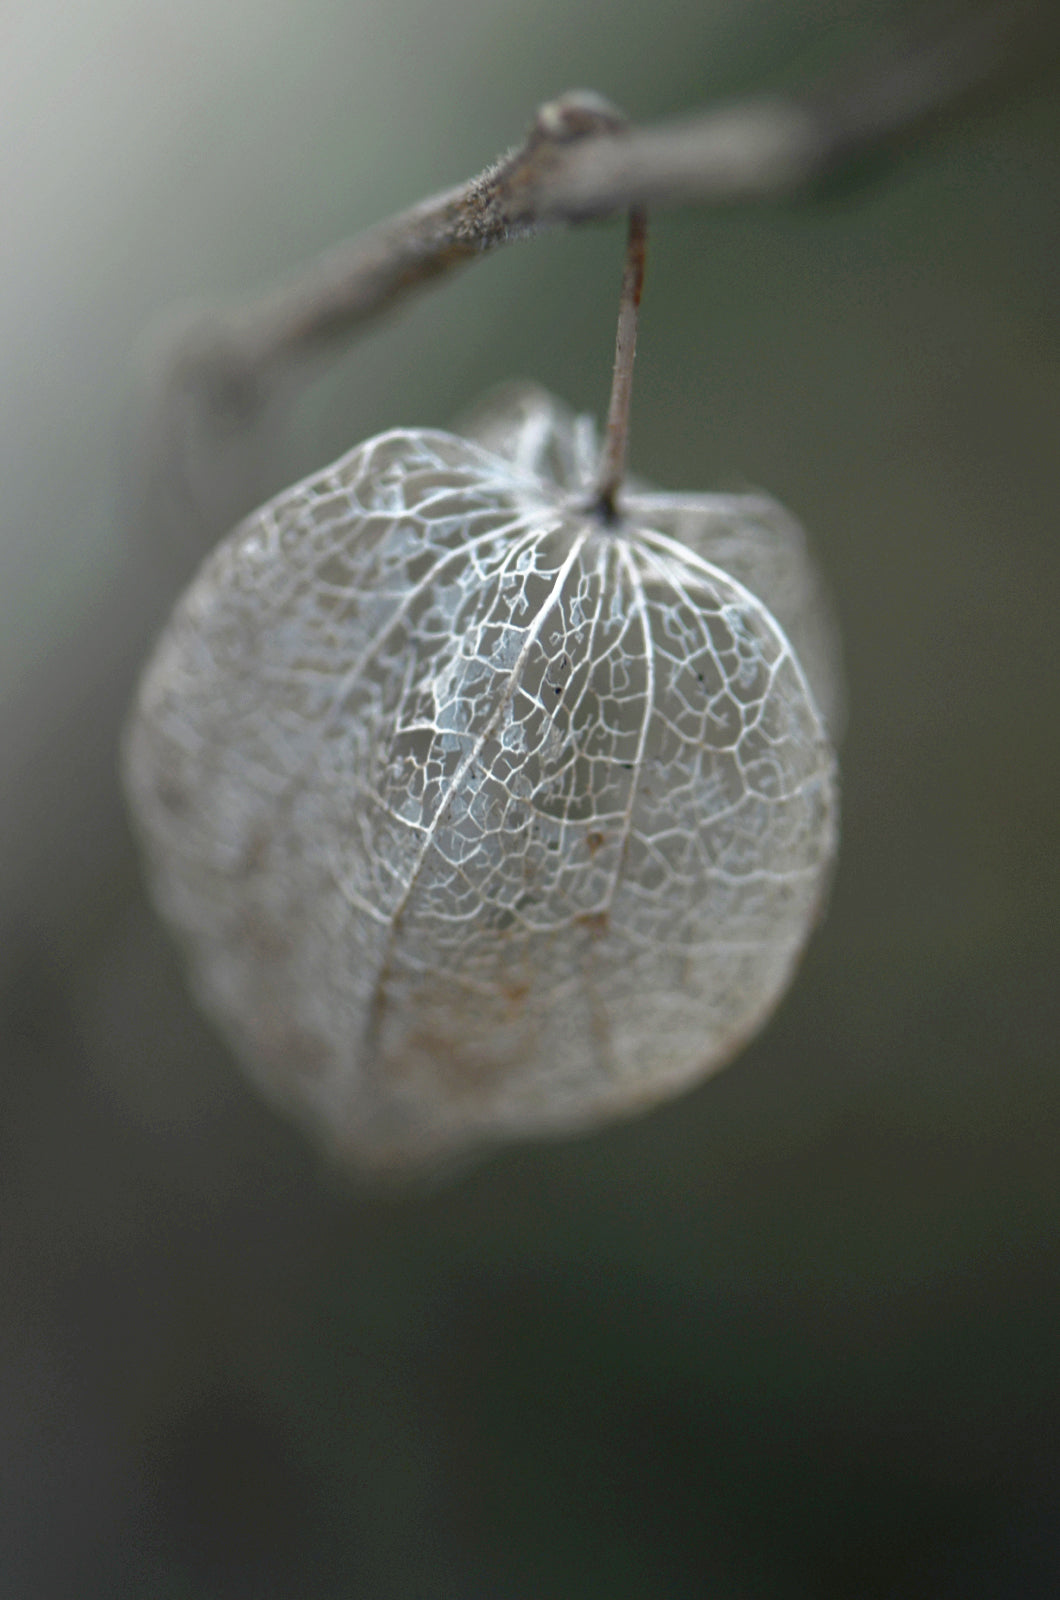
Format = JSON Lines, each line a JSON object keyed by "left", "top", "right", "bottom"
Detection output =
{"left": 594, "top": 208, "right": 648, "bottom": 522}
{"left": 148, "top": 1, "right": 1055, "bottom": 534}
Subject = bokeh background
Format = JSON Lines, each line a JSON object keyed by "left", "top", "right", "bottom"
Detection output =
{"left": 2, "top": 2, "right": 1058, "bottom": 1595}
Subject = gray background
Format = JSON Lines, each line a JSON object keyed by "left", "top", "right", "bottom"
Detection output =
{"left": 2, "top": 1, "right": 1058, "bottom": 1595}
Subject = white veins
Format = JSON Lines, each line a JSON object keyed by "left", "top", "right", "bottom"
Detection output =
{"left": 124, "top": 386, "right": 839, "bottom": 1170}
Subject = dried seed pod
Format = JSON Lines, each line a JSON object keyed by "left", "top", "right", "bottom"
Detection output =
{"left": 124, "top": 385, "right": 839, "bottom": 1171}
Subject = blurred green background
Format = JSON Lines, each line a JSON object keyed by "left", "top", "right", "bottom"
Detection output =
{"left": 2, "top": 2, "right": 1058, "bottom": 1595}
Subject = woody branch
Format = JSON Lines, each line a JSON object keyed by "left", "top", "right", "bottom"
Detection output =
{"left": 150, "top": 1, "right": 1055, "bottom": 520}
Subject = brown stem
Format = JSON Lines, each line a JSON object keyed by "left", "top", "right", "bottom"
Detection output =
{"left": 594, "top": 208, "right": 648, "bottom": 522}
{"left": 142, "top": 2, "right": 1056, "bottom": 542}
{"left": 162, "top": 3, "right": 1051, "bottom": 395}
